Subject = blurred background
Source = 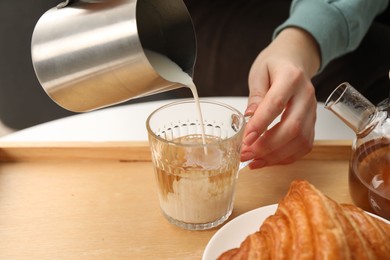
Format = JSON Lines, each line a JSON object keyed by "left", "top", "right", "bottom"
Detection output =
{"left": 0, "top": 1, "right": 389, "bottom": 134}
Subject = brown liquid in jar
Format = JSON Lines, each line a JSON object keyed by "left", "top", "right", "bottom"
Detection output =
{"left": 349, "top": 138, "right": 390, "bottom": 220}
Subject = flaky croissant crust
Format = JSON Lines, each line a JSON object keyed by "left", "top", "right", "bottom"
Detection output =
{"left": 218, "top": 180, "right": 390, "bottom": 260}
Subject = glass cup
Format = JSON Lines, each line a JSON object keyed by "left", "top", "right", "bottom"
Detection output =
{"left": 146, "top": 100, "right": 245, "bottom": 230}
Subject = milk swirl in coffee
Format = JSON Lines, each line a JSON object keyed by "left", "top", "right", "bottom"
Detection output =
{"left": 154, "top": 134, "right": 239, "bottom": 224}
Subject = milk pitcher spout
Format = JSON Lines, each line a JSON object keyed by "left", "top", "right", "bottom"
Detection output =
{"left": 31, "top": 0, "right": 196, "bottom": 112}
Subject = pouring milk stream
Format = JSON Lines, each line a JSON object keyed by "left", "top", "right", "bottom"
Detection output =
{"left": 144, "top": 50, "right": 208, "bottom": 152}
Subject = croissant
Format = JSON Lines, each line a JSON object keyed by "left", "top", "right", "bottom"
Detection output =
{"left": 218, "top": 180, "right": 390, "bottom": 259}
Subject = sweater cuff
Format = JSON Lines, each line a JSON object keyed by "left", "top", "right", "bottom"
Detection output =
{"left": 273, "top": 0, "right": 349, "bottom": 72}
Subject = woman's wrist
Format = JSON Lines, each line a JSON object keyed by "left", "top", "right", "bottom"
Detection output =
{"left": 273, "top": 27, "right": 321, "bottom": 77}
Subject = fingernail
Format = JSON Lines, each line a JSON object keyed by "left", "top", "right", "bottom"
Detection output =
{"left": 245, "top": 103, "right": 258, "bottom": 117}
{"left": 249, "top": 159, "right": 266, "bottom": 169}
{"left": 240, "top": 151, "right": 255, "bottom": 162}
{"left": 243, "top": 131, "right": 259, "bottom": 146}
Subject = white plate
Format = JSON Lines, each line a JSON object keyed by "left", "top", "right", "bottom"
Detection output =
{"left": 202, "top": 204, "right": 390, "bottom": 260}
{"left": 202, "top": 204, "right": 277, "bottom": 260}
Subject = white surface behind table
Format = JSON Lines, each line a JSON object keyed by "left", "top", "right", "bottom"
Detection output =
{"left": 0, "top": 97, "right": 354, "bottom": 142}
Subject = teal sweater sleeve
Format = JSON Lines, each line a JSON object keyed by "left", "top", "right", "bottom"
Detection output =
{"left": 274, "top": 0, "right": 389, "bottom": 71}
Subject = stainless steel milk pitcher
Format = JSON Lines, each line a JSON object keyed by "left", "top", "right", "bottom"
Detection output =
{"left": 31, "top": 0, "right": 196, "bottom": 112}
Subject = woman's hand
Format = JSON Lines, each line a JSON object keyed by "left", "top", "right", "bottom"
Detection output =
{"left": 241, "top": 27, "right": 320, "bottom": 169}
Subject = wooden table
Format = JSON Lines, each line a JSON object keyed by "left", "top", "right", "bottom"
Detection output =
{"left": 0, "top": 141, "right": 352, "bottom": 259}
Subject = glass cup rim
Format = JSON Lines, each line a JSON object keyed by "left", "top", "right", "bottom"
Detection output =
{"left": 145, "top": 98, "right": 245, "bottom": 147}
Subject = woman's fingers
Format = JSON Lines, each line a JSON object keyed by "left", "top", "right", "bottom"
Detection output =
{"left": 241, "top": 27, "right": 321, "bottom": 168}
{"left": 241, "top": 67, "right": 317, "bottom": 167}
{"left": 244, "top": 64, "right": 308, "bottom": 146}
{"left": 242, "top": 96, "right": 316, "bottom": 168}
